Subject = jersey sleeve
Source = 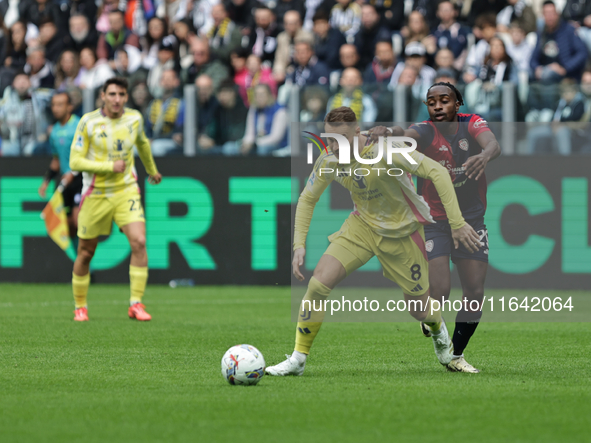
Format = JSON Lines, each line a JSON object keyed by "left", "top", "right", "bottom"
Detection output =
{"left": 468, "top": 114, "right": 491, "bottom": 139}
{"left": 135, "top": 113, "right": 159, "bottom": 176}
{"left": 69, "top": 115, "right": 114, "bottom": 173}
{"left": 413, "top": 155, "right": 465, "bottom": 229}
{"left": 408, "top": 121, "right": 435, "bottom": 152}
{"left": 293, "top": 154, "right": 337, "bottom": 250}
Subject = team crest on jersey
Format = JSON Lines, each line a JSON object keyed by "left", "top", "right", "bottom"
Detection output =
{"left": 426, "top": 240, "right": 434, "bottom": 252}
{"left": 100, "top": 124, "right": 106, "bottom": 131}
{"left": 459, "top": 139, "right": 469, "bottom": 151}
{"left": 439, "top": 145, "right": 449, "bottom": 152}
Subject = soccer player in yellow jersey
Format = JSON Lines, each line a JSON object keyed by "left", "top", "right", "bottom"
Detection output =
{"left": 266, "top": 107, "right": 482, "bottom": 376}
{"left": 69, "top": 77, "right": 162, "bottom": 322}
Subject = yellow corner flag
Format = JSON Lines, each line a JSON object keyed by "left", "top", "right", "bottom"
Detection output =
{"left": 41, "top": 187, "right": 71, "bottom": 251}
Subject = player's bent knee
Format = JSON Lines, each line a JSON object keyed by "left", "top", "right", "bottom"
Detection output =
{"left": 130, "top": 235, "right": 147, "bottom": 252}
{"left": 78, "top": 247, "right": 95, "bottom": 263}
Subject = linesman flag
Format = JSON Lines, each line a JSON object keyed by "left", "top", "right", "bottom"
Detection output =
{"left": 41, "top": 185, "right": 70, "bottom": 251}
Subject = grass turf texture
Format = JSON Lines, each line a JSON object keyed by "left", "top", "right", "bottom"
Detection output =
{"left": 0, "top": 284, "right": 589, "bottom": 443}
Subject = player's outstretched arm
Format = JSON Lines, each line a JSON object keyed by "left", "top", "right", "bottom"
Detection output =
{"left": 414, "top": 155, "right": 481, "bottom": 253}
{"left": 463, "top": 131, "right": 501, "bottom": 181}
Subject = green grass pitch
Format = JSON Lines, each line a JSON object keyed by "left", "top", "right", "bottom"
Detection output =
{"left": 0, "top": 284, "right": 589, "bottom": 443}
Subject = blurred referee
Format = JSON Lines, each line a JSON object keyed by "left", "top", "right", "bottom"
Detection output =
{"left": 38, "top": 92, "right": 82, "bottom": 254}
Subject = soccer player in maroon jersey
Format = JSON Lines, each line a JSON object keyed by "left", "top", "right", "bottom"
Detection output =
{"left": 389, "top": 82, "right": 501, "bottom": 372}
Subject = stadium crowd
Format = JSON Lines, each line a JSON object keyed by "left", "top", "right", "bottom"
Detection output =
{"left": 2, "top": 0, "right": 591, "bottom": 156}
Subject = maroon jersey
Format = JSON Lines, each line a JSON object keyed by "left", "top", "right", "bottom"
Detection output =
{"left": 409, "top": 113, "right": 491, "bottom": 221}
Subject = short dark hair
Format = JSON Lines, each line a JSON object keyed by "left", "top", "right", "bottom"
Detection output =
{"left": 218, "top": 79, "right": 237, "bottom": 92}
{"left": 103, "top": 77, "right": 129, "bottom": 93}
{"left": 39, "top": 16, "right": 56, "bottom": 27}
{"left": 324, "top": 106, "right": 357, "bottom": 124}
{"left": 474, "top": 13, "right": 497, "bottom": 29}
{"left": 109, "top": 9, "right": 125, "bottom": 17}
{"left": 543, "top": 0, "right": 556, "bottom": 7}
{"left": 52, "top": 91, "right": 72, "bottom": 105}
{"left": 313, "top": 9, "right": 330, "bottom": 22}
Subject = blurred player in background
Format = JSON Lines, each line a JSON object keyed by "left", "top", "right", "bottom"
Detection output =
{"left": 38, "top": 92, "right": 82, "bottom": 254}
{"left": 266, "top": 106, "right": 482, "bottom": 376}
{"left": 69, "top": 77, "right": 162, "bottom": 322}
{"left": 388, "top": 82, "right": 501, "bottom": 372}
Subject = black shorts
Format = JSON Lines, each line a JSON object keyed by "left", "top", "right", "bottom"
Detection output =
{"left": 61, "top": 174, "right": 83, "bottom": 215}
{"left": 424, "top": 217, "right": 489, "bottom": 263}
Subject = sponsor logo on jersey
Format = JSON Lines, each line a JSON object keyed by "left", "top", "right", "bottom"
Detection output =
{"left": 439, "top": 145, "right": 449, "bottom": 152}
{"left": 473, "top": 118, "right": 488, "bottom": 129}
{"left": 426, "top": 240, "right": 434, "bottom": 252}
{"left": 459, "top": 138, "right": 469, "bottom": 151}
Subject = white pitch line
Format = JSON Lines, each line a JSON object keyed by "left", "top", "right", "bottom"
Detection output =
{"left": 0, "top": 298, "right": 288, "bottom": 309}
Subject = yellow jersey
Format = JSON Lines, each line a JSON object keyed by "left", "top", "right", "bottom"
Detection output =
{"left": 293, "top": 135, "right": 466, "bottom": 249}
{"left": 70, "top": 107, "right": 158, "bottom": 198}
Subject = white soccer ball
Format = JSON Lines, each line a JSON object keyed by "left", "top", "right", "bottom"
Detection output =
{"left": 221, "top": 344, "right": 266, "bottom": 385}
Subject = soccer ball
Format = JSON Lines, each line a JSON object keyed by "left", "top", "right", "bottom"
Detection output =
{"left": 221, "top": 344, "right": 265, "bottom": 385}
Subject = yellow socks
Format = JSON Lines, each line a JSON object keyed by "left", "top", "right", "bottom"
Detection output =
{"left": 294, "top": 277, "right": 332, "bottom": 354}
{"left": 72, "top": 272, "right": 90, "bottom": 308}
{"left": 129, "top": 265, "right": 148, "bottom": 304}
{"left": 423, "top": 297, "right": 443, "bottom": 334}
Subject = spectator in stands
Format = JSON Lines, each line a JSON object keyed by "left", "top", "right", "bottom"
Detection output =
{"left": 190, "top": 0, "right": 218, "bottom": 35}
{"left": 207, "top": 3, "right": 242, "bottom": 65}
{"left": 247, "top": 6, "right": 280, "bottom": 65}
{"left": 238, "top": 54, "right": 277, "bottom": 106}
{"left": 65, "top": 0, "right": 99, "bottom": 27}
{"left": 339, "top": 43, "right": 363, "bottom": 72}
{"left": 300, "top": 85, "right": 330, "bottom": 124}
{"left": 129, "top": 80, "right": 152, "bottom": 114}
{"left": 147, "top": 40, "right": 176, "bottom": 98}
{"left": 466, "top": 0, "right": 509, "bottom": 28}
{"left": 120, "top": 0, "right": 156, "bottom": 36}
{"left": 24, "top": 46, "right": 54, "bottom": 89}
{"left": 195, "top": 74, "right": 220, "bottom": 153}
{"left": 286, "top": 40, "right": 330, "bottom": 87}
{"left": 330, "top": 0, "right": 362, "bottom": 41}
{"left": 363, "top": 40, "right": 397, "bottom": 85}
{"left": 526, "top": 78, "right": 587, "bottom": 154}
{"left": 328, "top": 67, "right": 377, "bottom": 122}
{"left": 4, "top": 21, "right": 28, "bottom": 71}
{"left": 401, "top": 11, "right": 435, "bottom": 56}
{"left": 464, "top": 13, "right": 498, "bottom": 83}
{"left": 79, "top": 47, "right": 115, "bottom": 90}
{"left": 141, "top": 17, "right": 168, "bottom": 70}
{"left": 312, "top": 9, "right": 347, "bottom": 72}
{"left": 0, "top": 0, "right": 20, "bottom": 29}
{"left": 531, "top": 1, "right": 588, "bottom": 83}
{"left": 97, "top": 9, "right": 140, "bottom": 64}
{"left": 389, "top": 42, "right": 436, "bottom": 98}
{"left": 372, "top": 0, "right": 405, "bottom": 31}
{"left": 38, "top": 17, "right": 65, "bottom": 64}
{"left": 274, "top": 10, "right": 314, "bottom": 83}
{"left": 563, "top": 0, "right": 591, "bottom": 53}
{"left": 232, "top": 47, "right": 249, "bottom": 86}
{"left": 0, "top": 71, "right": 52, "bottom": 156}
{"left": 114, "top": 48, "right": 147, "bottom": 86}
{"left": 434, "top": 48, "right": 459, "bottom": 78}
{"left": 505, "top": 21, "right": 535, "bottom": 74}
{"left": 96, "top": 0, "right": 119, "bottom": 34}
{"left": 173, "top": 18, "right": 197, "bottom": 72}
{"left": 432, "top": 0, "right": 470, "bottom": 68}
{"left": 145, "top": 69, "right": 184, "bottom": 156}
{"left": 55, "top": 49, "right": 83, "bottom": 90}
{"left": 227, "top": 0, "right": 258, "bottom": 30}
{"left": 497, "top": 0, "right": 537, "bottom": 34}
{"left": 241, "top": 83, "right": 288, "bottom": 156}
{"left": 215, "top": 80, "right": 248, "bottom": 155}
{"left": 182, "top": 38, "right": 229, "bottom": 88}
{"left": 274, "top": 0, "right": 307, "bottom": 31}
{"left": 20, "top": 0, "right": 63, "bottom": 29}
{"left": 465, "top": 36, "right": 517, "bottom": 120}
{"left": 65, "top": 13, "right": 99, "bottom": 53}
{"left": 354, "top": 3, "right": 392, "bottom": 68}
{"left": 156, "top": 0, "right": 191, "bottom": 30}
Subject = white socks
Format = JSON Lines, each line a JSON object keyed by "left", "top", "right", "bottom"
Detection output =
{"left": 292, "top": 351, "right": 307, "bottom": 364}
